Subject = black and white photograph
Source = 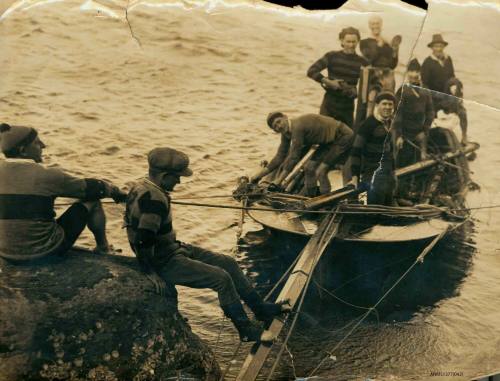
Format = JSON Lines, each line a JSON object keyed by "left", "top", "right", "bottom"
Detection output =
{"left": 1, "top": 0, "right": 499, "bottom": 380}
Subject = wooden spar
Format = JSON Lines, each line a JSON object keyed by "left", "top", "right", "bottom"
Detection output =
{"left": 303, "top": 142, "right": 480, "bottom": 210}
{"left": 235, "top": 210, "right": 342, "bottom": 381}
{"left": 279, "top": 145, "right": 318, "bottom": 190}
{"left": 394, "top": 142, "right": 479, "bottom": 177}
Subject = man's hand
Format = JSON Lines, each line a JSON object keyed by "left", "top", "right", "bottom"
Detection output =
{"left": 321, "top": 78, "right": 343, "bottom": 90}
{"left": 349, "top": 176, "right": 359, "bottom": 189}
{"left": 396, "top": 136, "right": 404, "bottom": 150}
{"left": 146, "top": 273, "right": 166, "bottom": 296}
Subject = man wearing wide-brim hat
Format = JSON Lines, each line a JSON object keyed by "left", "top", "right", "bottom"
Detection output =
{"left": 421, "top": 34, "right": 455, "bottom": 98}
{"left": 421, "top": 33, "right": 468, "bottom": 144}
{"left": 124, "top": 147, "right": 287, "bottom": 343}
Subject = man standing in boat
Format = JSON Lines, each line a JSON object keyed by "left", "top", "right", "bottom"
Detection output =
{"left": 250, "top": 112, "right": 353, "bottom": 196}
{"left": 0, "top": 123, "right": 125, "bottom": 262}
{"left": 307, "top": 27, "right": 367, "bottom": 128}
{"left": 349, "top": 92, "right": 398, "bottom": 205}
{"left": 393, "top": 58, "right": 435, "bottom": 167}
{"left": 125, "top": 147, "right": 286, "bottom": 342}
{"left": 421, "top": 34, "right": 468, "bottom": 144}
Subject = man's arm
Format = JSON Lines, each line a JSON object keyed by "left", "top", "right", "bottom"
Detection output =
{"left": 281, "top": 126, "right": 305, "bottom": 174}
{"left": 423, "top": 91, "right": 435, "bottom": 133}
{"left": 47, "top": 168, "right": 126, "bottom": 202}
{"left": 420, "top": 59, "right": 432, "bottom": 89}
{"left": 448, "top": 57, "right": 455, "bottom": 78}
{"left": 349, "top": 126, "right": 368, "bottom": 186}
{"left": 307, "top": 53, "right": 329, "bottom": 83}
{"left": 251, "top": 134, "right": 290, "bottom": 183}
{"left": 133, "top": 231, "right": 166, "bottom": 296}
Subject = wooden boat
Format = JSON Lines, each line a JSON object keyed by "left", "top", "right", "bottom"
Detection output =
{"left": 241, "top": 127, "right": 479, "bottom": 245}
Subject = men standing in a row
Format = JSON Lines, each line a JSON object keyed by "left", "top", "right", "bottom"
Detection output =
{"left": 394, "top": 58, "right": 434, "bottom": 167}
{"left": 421, "top": 34, "right": 468, "bottom": 144}
{"left": 307, "top": 27, "right": 367, "bottom": 128}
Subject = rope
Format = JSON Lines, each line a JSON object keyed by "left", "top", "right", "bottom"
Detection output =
{"left": 307, "top": 229, "right": 447, "bottom": 377}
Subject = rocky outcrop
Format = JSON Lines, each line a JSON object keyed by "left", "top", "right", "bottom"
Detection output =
{"left": 0, "top": 249, "right": 221, "bottom": 381}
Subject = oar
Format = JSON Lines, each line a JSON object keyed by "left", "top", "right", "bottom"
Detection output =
{"left": 278, "top": 145, "right": 318, "bottom": 190}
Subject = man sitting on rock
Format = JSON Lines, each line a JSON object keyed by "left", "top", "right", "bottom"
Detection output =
{"left": 250, "top": 112, "right": 353, "bottom": 196}
{"left": 0, "top": 123, "right": 125, "bottom": 262}
{"left": 124, "top": 147, "right": 286, "bottom": 342}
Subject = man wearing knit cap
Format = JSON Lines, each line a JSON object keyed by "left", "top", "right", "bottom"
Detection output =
{"left": 125, "top": 147, "right": 287, "bottom": 342}
{"left": 307, "top": 26, "right": 367, "bottom": 128}
{"left": 0, "top": 123, "right": 126, "bottom": 262}
{"left": 250, "top": 112, "right": 353, "bottom": 196}
{"left": 349, "top": 91, "right": 398, "bottom": 204}
{"left": 394, "top": 58, "right": 434, "bottom": 167}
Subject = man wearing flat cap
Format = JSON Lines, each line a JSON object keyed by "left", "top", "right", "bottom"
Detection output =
{"left": 349, "top": 91, "right": 398, "bottom": 204}
{"left": 0, "top": 123, "right": 125, "bottom": 262}
{"left": 125, "top": 147, "right": 286, "bottom": 342}
{"left": 307, "top": 27, "right": 367, "bottom": 128}
{"left": 250, "top": 112, "right": 353, "bottom": 196}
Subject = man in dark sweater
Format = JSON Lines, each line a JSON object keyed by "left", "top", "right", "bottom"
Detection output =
{"left": 349, "top": 92, "right": 397, "bottom": 204}
{"left": 394, "top": 58, "right": 434, "bottom": 167}
{"left": 421, "top": 34, "right": 468, "bottom": 143}
{"left": 307, "top": 27, "right": 367, "bottom": 128}
{"left": 251, "top": 113, "right": 353, "bottom": 196}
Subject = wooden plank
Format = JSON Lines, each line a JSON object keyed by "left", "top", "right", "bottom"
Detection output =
{"left": 236, "top": 210, "right": 342, "bottom": 381}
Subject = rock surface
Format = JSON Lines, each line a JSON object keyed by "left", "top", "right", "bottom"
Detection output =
{"left": 0, "top": 249, "right": 221, "bottom": 381}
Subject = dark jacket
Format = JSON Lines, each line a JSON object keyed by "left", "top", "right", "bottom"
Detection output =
{"left": 394, "top": 84, "right": 434, "bottom": 138}
{"left": 421, "top": 55, "right": 455, "bottom": 93}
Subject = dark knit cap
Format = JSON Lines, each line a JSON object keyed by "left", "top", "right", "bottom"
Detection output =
{"left": 339, "top": 27, "right": 360, "bottom": 41}
{"left": 407, "top": 58, "right": 421, "bottom": 72}
{"left": 375, "top": 91, "right": 396, "bottom": 104}
{"left": 148, "top": 147, "right": 193, "bottom": 177}
{"left": 0, "top": 123, "right": 38, "bottom": 155}
{"left": 266, "top": 112, "right": 285, "bottom": 129}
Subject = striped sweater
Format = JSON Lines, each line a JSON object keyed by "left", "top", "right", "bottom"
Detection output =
{"left": 350, "top": 115, "right": 394, "bottom": 180}
{"left": 307, "top": 50, "right": 367, "bottom": 101}
{"left": 125, "top": 179, "right": 179, "bottom": 265}
{"left": 0, "top": 158, "right": 87, "bottom": 260}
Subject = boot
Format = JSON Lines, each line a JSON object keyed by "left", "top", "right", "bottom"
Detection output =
{"left": 222, "top": 301, "right": 263, "bottom": 342}
{"left": 243, "top": 290, "right": 287, "bottom": 325}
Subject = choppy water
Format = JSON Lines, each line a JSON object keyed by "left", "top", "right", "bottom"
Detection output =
{"left": 1, "top": 1, "right": 500, "bottom": 380}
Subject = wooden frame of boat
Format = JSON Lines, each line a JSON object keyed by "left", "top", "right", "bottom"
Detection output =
{"left": 246, "top": 138, "right": 479, "bottom": 244}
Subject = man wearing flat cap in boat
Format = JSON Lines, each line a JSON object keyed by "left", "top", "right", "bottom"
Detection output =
{"left": 0, "top": 123, "right": 125, "bottom": 262}
{"left": 250, "top": 112, "right": 353, "bottom": 196}
{"left": 421, "top": 34, "right": 468, "bottom": 144}
{"left": 124, "top": 147, "right": 287, "bottom": 343}
{"left": 349, "top": 91, "right": 398, "bottom": 205}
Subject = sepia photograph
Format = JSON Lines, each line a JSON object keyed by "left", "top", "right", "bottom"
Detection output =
{"left": 1, "top": 0, "right": 499, "bottom": 380}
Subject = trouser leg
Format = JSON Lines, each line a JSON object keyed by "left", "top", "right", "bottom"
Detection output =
{"left": 82, "top": 200, "right": 109, "bottom": 249}
{"left": 304, "top": 160, "right": 319, "bottom": 196}
{"left": 158, "top": 251, "right": 241, "bottom": 307}
{"left": 316, "top": 162, "right": 331, "bottom": 194}
{"left": 183, "top": 245, "right": 255, "bottom": 300}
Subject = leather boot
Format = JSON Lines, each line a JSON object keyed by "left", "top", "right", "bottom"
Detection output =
{"left": 242, "top": 290, "right": 287, "bottom": 325}
{"left": 222, "top": 301, "right": 263, "bottom": 342}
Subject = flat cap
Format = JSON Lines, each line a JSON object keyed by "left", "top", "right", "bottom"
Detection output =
{"left": 147, "top": 147, "right": 193, "bottom": 177}
{"left": 266, "top": 111, "right": 284, "bottom": 129}
{"left": 375, "top": 91, "right": 396, "bottom": 104}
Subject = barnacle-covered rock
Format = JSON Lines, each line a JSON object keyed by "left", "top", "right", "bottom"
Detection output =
{"left": 0, "top": 250, "right": 220, "bottom": 380}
